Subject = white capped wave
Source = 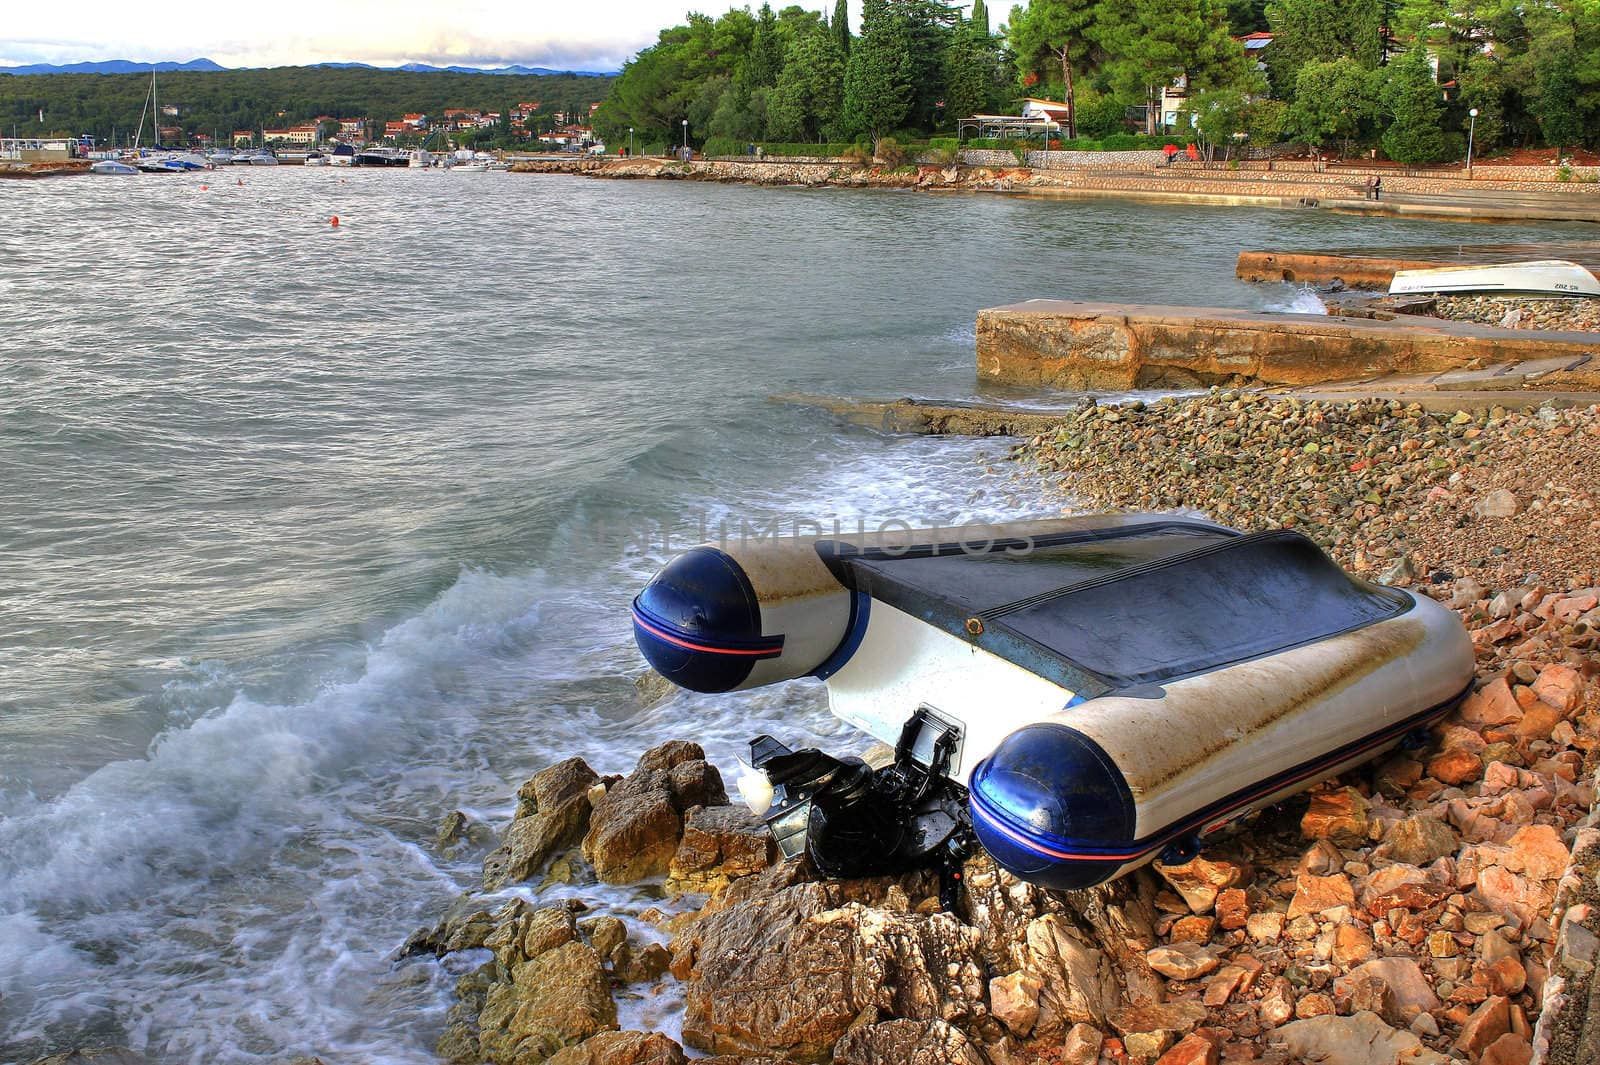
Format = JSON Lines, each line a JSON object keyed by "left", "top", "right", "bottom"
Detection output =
{"left": 1262, "top": 285, "right": 1329, "bottom": 314}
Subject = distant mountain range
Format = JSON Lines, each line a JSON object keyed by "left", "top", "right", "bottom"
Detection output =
{"left": 0, "top": 58, "right": 615, "bottom": 77}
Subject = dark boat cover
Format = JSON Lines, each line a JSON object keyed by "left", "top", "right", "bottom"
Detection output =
{"left": 818, "top": 520, "right": 1411, "bottom": 695}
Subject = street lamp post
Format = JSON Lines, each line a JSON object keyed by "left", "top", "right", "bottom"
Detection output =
{"left": 681, "top": 119, "right": 689, "bottom": 158}
{"left": 629, "top": 127, "right": 634, "bottom": 158}
{"left": 1466, "top": 108, "right": 1479, "bottom": 174}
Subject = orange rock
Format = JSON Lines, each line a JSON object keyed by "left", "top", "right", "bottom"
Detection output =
{"left": 1480, "top": 1032, "right": 1533, "bottom": 1065}
{"left": 1155, "top": 1032, "right": 1219, "bottom": 1065}
{"left": 1503, "top": 824, "right": 1571, "bottom": 880}
{"left": 1061, "top": 1023, "right": 1104, "bottom": 1065}
{"left": 1362, "top": 864, "right": 1447, "bottom": 917}
{"left": 1215, "top": 888, "right": 1249, "bottom": 930}
{"left": 1300, "top": 787, "right": 1371, "bottom": 844}
{"left": 1293, "top": 992, "right": 1335, "bottom": 1019}
{"left": 1514, "top": 701, "right": 1563, "bottom": 743}
{"left": 1394, "top": 912, "right": 1429, "bottom": 946}
{"left": 1288, "top": 874, "right": 1356, "bottom": 920}
{"left": 1427, "top": 748, "right": 1484, "bottom": 786}
{"left": 1332, "top": 924, "right": 1374, "bottom": 967}
{"left": 1203, "top": 966, "right": 1246, "bottom": 1007}
{"left": 1459, "top": 679, "right": 1523, "bottom": 728}
{"left": 1154, "top": 856, "right": 1253, "bottom": 914}
{"left": 1483, "top": 956, "right": 1527, "bottom": 997}
{"left": 1171, "top": 915, "right": 1216, "bottom": 943}
{"left": 1532, "top": 664, "right": 1582, "bottom": 714}
{"left": 1453, "top": 995, "right": 1511, "bottom": 1057}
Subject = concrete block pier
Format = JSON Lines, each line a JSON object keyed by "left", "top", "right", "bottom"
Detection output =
{"left": 974, "top": 299, "right": 1600, "bottom": 391}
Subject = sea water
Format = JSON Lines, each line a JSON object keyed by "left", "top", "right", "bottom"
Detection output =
{"left": 0, "top": 169, "right": 1582, "bottom": 1062}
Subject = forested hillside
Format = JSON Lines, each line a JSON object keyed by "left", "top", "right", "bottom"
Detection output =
{"left": 0, "top": 66, "right": 613, "bottom": 143}
{"left": 593, "top": 0, "right": 1600, "bottom": 164}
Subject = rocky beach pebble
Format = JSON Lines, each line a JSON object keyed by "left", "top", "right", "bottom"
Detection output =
{"left": 1430, "top": 295, "right": 1600, "bottom": 334}
{"left": 240, "top": 390, "right": 1600, "bottom": 1065}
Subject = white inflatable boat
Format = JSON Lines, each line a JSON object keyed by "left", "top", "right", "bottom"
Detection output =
{"left": 632, "top": 515, "right": 1474, "bottom": 890}
{"left": 1388, "top": 259, "right": 1600, "bottom": 298}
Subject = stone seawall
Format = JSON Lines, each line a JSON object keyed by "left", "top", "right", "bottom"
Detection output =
{"left": 975, "top": 300, "right": 1600, "bottom": 390}
{"left": 508, "top": 157, "right": 1600, "bottom": 223}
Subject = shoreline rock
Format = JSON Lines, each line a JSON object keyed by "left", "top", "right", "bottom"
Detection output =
{"left": 406, "top": 389, "right": 1597, "bottom": 1065}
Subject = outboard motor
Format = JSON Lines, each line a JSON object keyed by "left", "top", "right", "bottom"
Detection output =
{"left": 739, "top": 708, "right": 973, "bottom": 902}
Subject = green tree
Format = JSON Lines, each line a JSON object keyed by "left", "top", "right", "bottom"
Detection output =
{"left": 834, "top": 0, "right": 853, "bottom": 55}
{"left": 1264, "top": 0, "right": 1384, "bottom": 99}
{"left": 840, "top": 0, "right": 915, "bottom": 147}
{"left": 1007, "top": 0, "right": 1097, "bottom": 137}
{"left": 1287, "top": 57, "right": 1382, "bottom": 153}
{"left": 943, "top": 18, "right": 991, "bottom": 124}
{"left": 1533, "top": 46, "right": 1585, "bottom": 153}
{"left": 1184, "top": 84, "right": 1256, "bottom": 159}
{"left": 745, "top": 3, "right": 786, "bottom": 90}
{"left": 1381, "top": 45, "right": 1447, "bottom": 164}
{"left": 1454, "top": 56, "right": 1506, "bottom": 155}
{"left": 1093, "top": 0, "right": 1250, "bottom": 133}
{"left": 972, "top": 0, "right": 991, "bottom": 36}
{"left": 768, "top": 28, "right": 848, "bottom": 139}
{"left": 1072, "top": 89, "right": 1127, "bottom": 137}
{"left": 1224, "top": 0, "right": 1268, "bottom": 34}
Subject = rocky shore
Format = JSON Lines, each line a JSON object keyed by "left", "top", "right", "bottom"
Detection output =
{"left": 357, "top": 393, "right": 1598, "bottom": 1065}
{"left": 1428, "top": 297, "right": 1600, "bottom": 336}
{"left": 46, "top": 394, "right": 1596, "bottom": 1065}
{"left": 507, "top": 157, "right": 1600, "bottom": 224}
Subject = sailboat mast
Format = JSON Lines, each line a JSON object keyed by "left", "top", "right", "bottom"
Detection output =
{"left": 133, "top": 70, "right": 151, "bottom": 151}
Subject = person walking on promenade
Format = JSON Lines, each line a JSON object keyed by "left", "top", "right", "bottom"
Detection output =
{"left": 1365, "top": 175, "right": 1376, "bottom": 200}
{"left": 1373, "top": 176, "right": 1383, "bottom": 201}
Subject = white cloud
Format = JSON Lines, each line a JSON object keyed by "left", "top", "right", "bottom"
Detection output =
{"left": 0, "top": 0, "right": 808, "bottom": 71}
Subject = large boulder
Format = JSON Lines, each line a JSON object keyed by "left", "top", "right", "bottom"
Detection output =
{"left": 957, "top": 851, "right": 1069, "bottom": 975}
{"left": 1020, "top": 914, "right": 1121, "bottom": 1037}
{"left": 1274, "top": 1012, "right": 1449, "bottom": 1065}
{"left": 664, "top": 804, "right": 776, "bottom": 897}
{"left": 583, "top": 741, "right": 727, "bottom": 884}
{"left": 476, "top": 940, "right": 618, "bottom": 1064}
{"left": 447, "top": 901, "right": 620, "bottom": 1065}
{"left": 673, "top": 874, "right": 987, "bottom": 1061}
{"left": 545, "top": 1031, "right": 687, "bottom": 1065}
{"left": 831, "top": 1019, "right": 992, "bottom": 1065}
{"left": 484, "top": 757, "right": 602, "bottom": 890}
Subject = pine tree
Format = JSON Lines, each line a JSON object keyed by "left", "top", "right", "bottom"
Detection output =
{"left": 1264, "top": 0, "right": 1385, "bottom": 99}
{"left": 769, "top": 30, "right": 849, "bottom": 140}
{"left": 1534, "top": 48, "right": 1584, "bottom": 154}
{"left": 745, "top": 3, "right": 785, "bottom": 90}
{"left": 1094, "top": 0, "right": 1251, "bottom": 134}
{"left": 1380, "top": 45, "right": 1447, "bottom": 164}
{"left": 840, "top": 0, "right": 914, "bottom": 147}
{"left": 972, "top": 0, "right": 990, "bottom": 36}
{"left": 1007, "top": 0, "right": 1097, "bottom": 137}
{"left": 834, "top": 0, "right": 853, "bottom": 56}
{"left": 944, "top": 19, "right": 990, "bottom": 123}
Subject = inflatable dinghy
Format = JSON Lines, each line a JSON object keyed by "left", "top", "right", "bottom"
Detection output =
{"left": 632, "top": 515, "right": 1474, "bottom": 891}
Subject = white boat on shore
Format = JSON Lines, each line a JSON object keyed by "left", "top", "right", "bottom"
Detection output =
{"left": 91, "top": 160, "right": 139, "bottom": 175}
{"left": 634, "top": 515, "right": 1473, "bottom": 890}
{"left": 1389, "top": 259, "right": 1600, "bottom": 298}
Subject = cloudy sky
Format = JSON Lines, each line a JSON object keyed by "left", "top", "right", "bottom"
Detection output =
{"left": 2, "top": 0, "right": 869, "bottom": 71}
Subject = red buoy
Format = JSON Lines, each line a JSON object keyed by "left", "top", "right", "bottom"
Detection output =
{"left": 330, "top": 216, "right": 339, "bottom": 227}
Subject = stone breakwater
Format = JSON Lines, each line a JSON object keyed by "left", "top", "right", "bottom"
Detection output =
{"left": 509, "top": 157, "right": 1600, "bottom": 218}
